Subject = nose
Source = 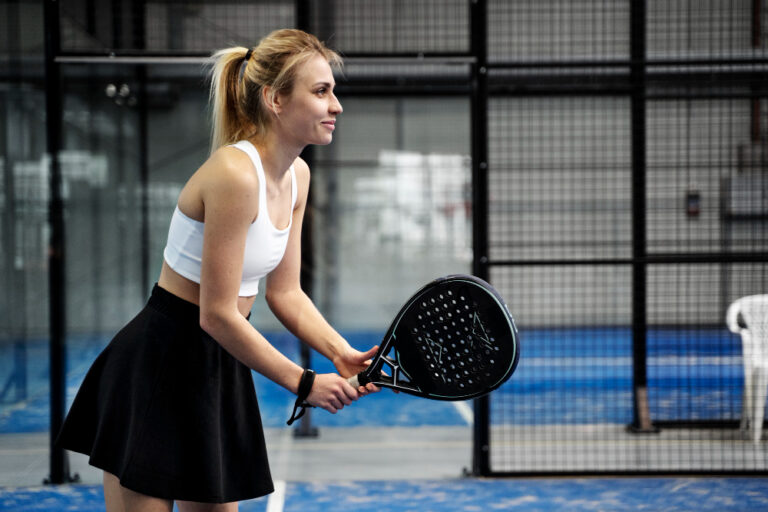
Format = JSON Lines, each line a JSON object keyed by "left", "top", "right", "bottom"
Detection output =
{"left": 330, "top": 93, "right": 343, "bottom": 115}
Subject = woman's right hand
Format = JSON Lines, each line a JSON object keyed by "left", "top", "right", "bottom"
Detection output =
{"left": 306, "top": 373, "right": 360, "bottom": 414}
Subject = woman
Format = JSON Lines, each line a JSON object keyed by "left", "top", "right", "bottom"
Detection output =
{"left": 57, "top": 29, "right": 379, "bottom": 511}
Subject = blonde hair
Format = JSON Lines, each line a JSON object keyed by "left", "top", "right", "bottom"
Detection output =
{"left": 208, "top": 29, "right": 342, "bottom": 154}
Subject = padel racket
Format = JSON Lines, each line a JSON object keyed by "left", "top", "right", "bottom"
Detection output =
{"left": 349, "top": 274, "right": 519, "bottom": 400}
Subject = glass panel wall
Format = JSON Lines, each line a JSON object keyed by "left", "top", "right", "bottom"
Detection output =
{"left": 1, "top": 2, "right": 473, "bottom": 484}
{"left": 0, "top": 0, "right": 51, "bottom": 486}
{"left": 313, "top": 97, "right": 472, "bottom": 332}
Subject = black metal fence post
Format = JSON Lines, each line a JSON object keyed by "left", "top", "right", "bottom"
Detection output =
{"left": 470, "top": 0, "right": 491, "bottom": 476}
{"left": 629, "top": 0, "right": 655, "bottom": 434}
{"left": 44, "top": 0, "right": 77, "bottom": 485}
{"left": 294, "top": 0, "right": 319, "bottom": 439}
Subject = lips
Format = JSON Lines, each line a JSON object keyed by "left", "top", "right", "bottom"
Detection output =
{"left": 321, "top": 120, "right": 336, "bottom": 130}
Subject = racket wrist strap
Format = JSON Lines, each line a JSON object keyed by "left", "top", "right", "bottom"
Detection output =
{"left": 286, "top": 369, "right": 315, "bottom": 426}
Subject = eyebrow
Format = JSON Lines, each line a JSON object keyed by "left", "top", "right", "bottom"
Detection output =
{"left": 312, "top": 81, "right": 335, "bottom": 88}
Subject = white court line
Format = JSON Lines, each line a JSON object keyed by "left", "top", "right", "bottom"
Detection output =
{"left": 266, "top": 479, "right": 286, "bottom": 512}
{"left": 454, "top": 401, "right": 474, "bottom": 426}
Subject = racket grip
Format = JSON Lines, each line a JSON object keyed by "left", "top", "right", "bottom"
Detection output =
{"left": 348, "top": 372, "right": 370, "bottom": 388}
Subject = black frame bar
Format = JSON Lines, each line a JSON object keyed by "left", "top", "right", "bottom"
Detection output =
{"left": 293, "top": 0, "right": 319, "bottom": 439}
{"left": 628, "top": 0, "right": 654, "bottom": 435}
{"left": 44, "top": 0, "right": 77, "bottom": 485}
{"left": 469, "top": 0, "right": 490, "bottom": 477}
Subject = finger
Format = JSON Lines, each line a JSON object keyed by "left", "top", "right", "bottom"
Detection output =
{"left": 319, "top": 398, "right": 338, "bottom": 413}
{"left": 357, "top": 345, "right": 379, "bottom": 362}
{"left": 341, "top": 380, "right": 360, "bottom": 400}
{"left": 339, "top": 388, "right": 356, "bottom": 405}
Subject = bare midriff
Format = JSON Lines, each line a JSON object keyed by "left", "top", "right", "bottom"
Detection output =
{"left": 157, "top": 260, "right": 256, "bottom": 318}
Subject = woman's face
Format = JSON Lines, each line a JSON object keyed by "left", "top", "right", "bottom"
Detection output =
{"left": 276, "top": 54, "right": 343, "bottom": 146}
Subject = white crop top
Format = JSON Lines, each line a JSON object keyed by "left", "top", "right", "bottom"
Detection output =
{"left": 163, "top": 140, "right": 297, "bottom": 297}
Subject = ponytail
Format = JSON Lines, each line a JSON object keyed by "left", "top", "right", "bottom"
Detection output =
{"left": 209, "top": 47, "right": 250, "bottom": 154}
{"left": 208, "top": 29, "right": 342, "bottom": 154}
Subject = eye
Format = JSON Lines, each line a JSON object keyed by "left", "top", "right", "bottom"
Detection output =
{"left": 314, "top": 88, "right": 327, "bottom": 96}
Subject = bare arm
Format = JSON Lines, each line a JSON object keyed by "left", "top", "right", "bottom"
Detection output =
{"left": 196, "top": 149, "right": 359, "bottom": 412}
{"left": 265, "top": 159, "right": 380, "bottom": 387}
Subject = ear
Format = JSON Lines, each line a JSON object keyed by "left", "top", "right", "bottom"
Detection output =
{"left": 261, "top": 85, "right": 282, "bottom": 116}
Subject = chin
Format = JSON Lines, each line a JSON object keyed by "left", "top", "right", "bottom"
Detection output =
{"left": 312, "top": 135, "right": 334, "bottom": 146}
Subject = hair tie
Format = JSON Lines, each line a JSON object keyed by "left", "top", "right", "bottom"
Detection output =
{"left": 239, "top": 48, "right": 254, "bottom": 83}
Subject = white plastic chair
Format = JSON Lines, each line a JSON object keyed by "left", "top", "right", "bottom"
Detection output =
{"left": 727, "top": 294, "right": 768, "bottom": 443}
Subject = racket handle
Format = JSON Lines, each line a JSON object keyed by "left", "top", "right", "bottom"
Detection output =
{"left": 348, "top": 372, "right": 371, "bottom": 388}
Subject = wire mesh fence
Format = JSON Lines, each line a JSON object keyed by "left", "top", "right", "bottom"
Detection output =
{"left": 485, "top": 0, "right": 768, "bottom": 475}
{"left": 59, "top": 0, "right": 295, "bottom": 53}
{"left": 307, "top": 0, "right": 470, "bottom": 55}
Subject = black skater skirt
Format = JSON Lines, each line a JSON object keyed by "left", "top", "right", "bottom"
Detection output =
{"left": 56, "top": 284, "right": 274, "bottom": 503}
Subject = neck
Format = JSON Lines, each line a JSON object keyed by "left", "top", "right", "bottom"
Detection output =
{"left": 249, "top": 129, "right": 304, "bottom": 180}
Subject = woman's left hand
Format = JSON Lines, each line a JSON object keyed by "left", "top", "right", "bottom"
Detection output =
{"left": 333, "top": 345, "right": 381, "bottom": 395}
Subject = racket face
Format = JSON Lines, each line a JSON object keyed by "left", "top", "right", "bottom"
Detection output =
{"left": 382, "top": 274, "right": 519, "bottom": 400}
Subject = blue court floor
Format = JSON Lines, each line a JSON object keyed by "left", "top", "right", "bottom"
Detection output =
{"left": 0, "top": 327, "right": 751, "bottom": 433}
{"left": 2, "top": 327, "right": 767, "bottom": 510}
{"left": 2, "top": 477, "right": 768, "bottom": 511}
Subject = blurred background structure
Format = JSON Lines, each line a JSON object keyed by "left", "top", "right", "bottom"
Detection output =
{"left": 1, "top": 0, "right": 767, "bottom": 491}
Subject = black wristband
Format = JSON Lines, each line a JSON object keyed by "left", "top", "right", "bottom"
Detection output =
{"left": 286, "top": 369, "right": 316, "bottom": 426}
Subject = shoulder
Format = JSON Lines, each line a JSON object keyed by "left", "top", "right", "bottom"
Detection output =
{"left": 208, "top": 145, "right": 258, "bottom": 176}
{"left": 201, "top": 145, "right": 260, "bottom": 189}
{"left": 197, "top": 146, "right": 260, "bottom": 207}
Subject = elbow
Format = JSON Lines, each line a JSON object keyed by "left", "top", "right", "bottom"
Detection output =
{"left": 199, "top": 307, "right": 230, "bottom": 338}
{"left": 198, "top": 310, "right": 217, "bottom": 337}
{"left": 264, "top": 289, "right": 283, "bottom": 317}
{"left": 264, "top": 288, "right": 280, "bottom": 310}
{"left": 264, "top": 288, "right": 275, "bottom": 308}
{"left": 265, "top": 286, "right": 301, "bottom": 318}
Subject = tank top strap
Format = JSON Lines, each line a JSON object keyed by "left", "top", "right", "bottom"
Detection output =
{"left": 231, "top": 140, "right": 268, "bottom": 212}
{"left": 232, "top": 140, "right": 297, "bottom": 212}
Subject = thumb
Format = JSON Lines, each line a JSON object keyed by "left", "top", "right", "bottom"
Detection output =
{"left": 358, "top": 345, "right": 379, "bottom": 362}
